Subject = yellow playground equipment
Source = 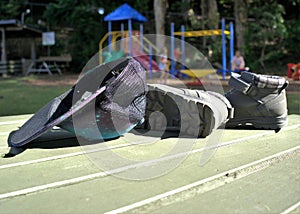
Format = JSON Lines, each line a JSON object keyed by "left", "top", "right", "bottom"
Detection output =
{"left": 99, "top": 18, "right": 234, "bottom": 81}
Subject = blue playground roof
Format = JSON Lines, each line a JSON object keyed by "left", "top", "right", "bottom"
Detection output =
{"left": 104, "top": 3, "right": 147, "bottom": 22}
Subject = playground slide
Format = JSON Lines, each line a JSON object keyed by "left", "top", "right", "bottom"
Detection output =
{"left": 132, "top": 50, "right": 160, "bottom": 71}
{"left": 103, "top": 50, "right": 125, "bottom": 63}
{"left": 102, "top": 49, "right": 159, "bottom": 72}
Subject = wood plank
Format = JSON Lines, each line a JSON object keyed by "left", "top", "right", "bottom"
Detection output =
{"left": 0, "top": 121, "right": 298, "bottom": 213}
{"left": 151, "top": 154, "right": 300, "bottom": 214}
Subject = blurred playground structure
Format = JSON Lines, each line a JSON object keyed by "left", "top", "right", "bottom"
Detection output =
{"left": 0, "top": 3, "right": 298, "bottom": 81}
{"left": 99, "top": 3, "right": 235, "bottom": 81}
{"left": 287, "top": 63, "right": 300, "bottom": 80}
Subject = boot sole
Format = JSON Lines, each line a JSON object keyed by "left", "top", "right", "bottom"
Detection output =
{"left": 137, "top": 84, "right": 215, "bottom": 138}
{"left": 225, "top": 114, "right": 288, "bottom": 131}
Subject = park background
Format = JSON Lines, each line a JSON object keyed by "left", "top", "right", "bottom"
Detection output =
{"left": 0, "top": 0, "right": 299, "bottom": 73}
{"left": 0, "top": 2, "right": 300, "bottom": 213}
{"left": 0, "top": 0, "right": 299, "bottom": 116}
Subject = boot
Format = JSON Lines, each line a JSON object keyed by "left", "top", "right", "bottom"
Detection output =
{"left": 136, "top": 84, "right": 234, "bottom": 138}
{"left": 225, "top": 72, "right": 288, "bottom": 132}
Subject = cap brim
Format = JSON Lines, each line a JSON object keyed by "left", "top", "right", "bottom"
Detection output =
{"left": 8, "top": 57, "right": 130, "bottom": 147}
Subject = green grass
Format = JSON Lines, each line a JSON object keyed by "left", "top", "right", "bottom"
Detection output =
{"left": 287, "top": 93, "right": 300, "bottom": 114}
{"left": 0, "top": 77, "right": 299, "bottom": 116}
{"left": 0, "top": 77, "right": 70, "bottom": 116}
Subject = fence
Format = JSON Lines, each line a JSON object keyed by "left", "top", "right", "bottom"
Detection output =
{"left": 0, "top": 60, "right": 23, "bottom": 75}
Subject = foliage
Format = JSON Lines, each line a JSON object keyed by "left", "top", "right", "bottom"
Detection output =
{"left": 0, "top": 0, "right": 21, "bottom": 20}
{"left": 43, "top": 0, "right": 101, "bottom": 71}
{"left": 247, "top": 0, "right": 287, "bottom": 71}
{"left": 43, "top": 0, "right": 150, "bottom": 72}
{"left": 0, "top": 0, "right": 299, "bottom": 74}
{"left": 284, "top": 19, "right": 300, "bottom": 59}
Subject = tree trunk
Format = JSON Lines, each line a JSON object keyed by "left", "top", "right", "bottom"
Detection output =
{"left": 234, "top": 0, "right": 248, "bottom": 55}
{"left": 154, "top": 0, "right": 167, "bottom": 52}
{"left": 201, "top": 0, "right": 207, "bottom": 28}
{"left": 259, "top": 42, "right": 266, "bottom": 70}
{"left": 201, "top": 0, "right": 219, "bottom": 46}
{"left": 201, "top": 0, "right": 207, "bottom": 47}
{"left": 201, "top": 0, "right": 219, "bottom": 29}
{"left": 207, "top": 0, "right": 219, "bottom": 29}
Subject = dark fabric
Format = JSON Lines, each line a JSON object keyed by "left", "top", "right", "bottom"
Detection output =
{"left": 241, "top": 72, "right": 287, "bottom": 89}
{"left": 229, "top": 72, "right": 251, "bottom": 94}
{"left": 8, "top": 57, "right": 147, "bottom": 146}
{"left": 9, "top": 89, "right": 73, "bottom": 146}
{"left": 62, "top": 58, "right": 148, "bottom": 140}
{"left": 90, "top": 58, "right": 147, "bottom": 139}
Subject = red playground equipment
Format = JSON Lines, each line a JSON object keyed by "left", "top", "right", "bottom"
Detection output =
{"left": 287, "top": 63, "right": 300, "bottom": 80}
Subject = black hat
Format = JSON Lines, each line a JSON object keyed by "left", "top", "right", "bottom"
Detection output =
{"left": 8, "top": 57, "right": 148, "bottom": 147}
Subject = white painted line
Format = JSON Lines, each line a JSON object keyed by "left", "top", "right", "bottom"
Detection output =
{"left": 281, "top": 201, "right": 300, "bottom": 214}
{"left": 106, "top": 145, "right": 300, "bottom": 214}
{"left": 0, "top": 131, "right": 267, "bottom": 169}
{"left": 0, "top": 120, "right": 26, "bottom": 126}
{"left": 1, "top": 123, "right": 299, "bottom": 170}
{"left": 0, "top": 138, "right": 156, "bottom": 169}
{"left": 0, "top": 143, "right": 133, "bottom": 169}
{"left": 0, "top": 171, "right": 108, "bottom": 200}
{"left": 0, "top": 124, "right": 299, "bottom": 200}
{"left": 0, "top": 132, "right": 10, "bottom": 136}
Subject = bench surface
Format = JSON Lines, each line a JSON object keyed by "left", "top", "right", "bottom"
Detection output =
{"left": 0, "top": 114, "right": 299, "bottom": 213}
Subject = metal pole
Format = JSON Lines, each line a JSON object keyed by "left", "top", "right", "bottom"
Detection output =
{"left": 128, "top": 19, "right": 132, "bottom": 56}
{"left": 221, "top": 18, "right": 226, "bottom": 80}
{"left": 21, "top": 13, "right": 25, "bottom": 25}
{"left": 170, "top": 22, "right": 175, "bottom": 79}
{"left": 149, "top": 45, "right": 153, "bottom": 79}
{"left": 21, "top": 9, "right": 30, "bottom": 25}
{"left": 121, "top": 23, "right": 124, "bottom": 50}
{"left": 181, "top": 25, "right": 186, "bottom": 79}
{"left": 0, "top": 28, "right": 6, "bottom": 62}
{"left": 108, "top": 21, "right": 112, "bottom": 52}
{"left": 181, "top": 25, "right": 185, "bottom": 69}
{"left": 229, "top": 22, "right": 234, "bottom": 75}
{"left": 140, "top": 24, "right": 143, "bottom": 52}
{"left": 31, "top": 40, "right": 36, "bottom": 60}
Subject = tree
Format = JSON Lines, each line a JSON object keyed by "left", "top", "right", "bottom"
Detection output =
{"left": 0, "top": 0, "right": 21, "bottom": 20}
{"left": 200, "top": 0, "right": 219, "bottom": 47}
{"left": 279, "top": 0, "right": 300, "bottom": 61}
{"left": 43, "top": 0, "right": 151, "bottom": 71}
{"left": 234, "top": 0, "right": 248, "bottom": 55}
{"left": 205, "top": 0, "right": 219, "bottom": 29}
{"left": 43, "top": 0, "right": 112, "bottom": 70}
{"left": 247, "top": 0, "right": 286, "bottom": 70}
{"left": 154, "top": 0, "right": 167, "bottom": 52}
